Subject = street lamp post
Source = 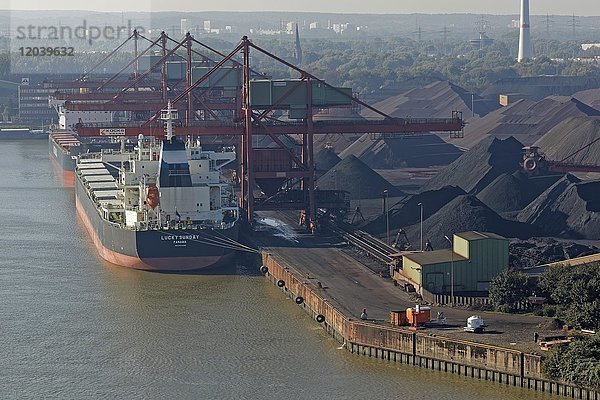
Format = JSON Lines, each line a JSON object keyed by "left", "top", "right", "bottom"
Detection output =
{"left": 444, "top": 235, "right": 454, "bottom": 306}
{"left": 383, "top": 190, "right": 389, "bottom": 245}
{"left": 418, "top": 203, "right": 424, "bottom": 251}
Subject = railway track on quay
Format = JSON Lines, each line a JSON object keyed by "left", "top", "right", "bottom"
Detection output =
{"left": 326, "top": 220, "right": 398, "bottom": 268}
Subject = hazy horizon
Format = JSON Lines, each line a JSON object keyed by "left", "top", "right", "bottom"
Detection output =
{"left": 3, "top": 0, "right": 600, "bottom": 16}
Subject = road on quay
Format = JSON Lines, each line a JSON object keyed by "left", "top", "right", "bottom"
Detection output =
{"left": 252, "top": 211, "right": 564, "bottom": 354}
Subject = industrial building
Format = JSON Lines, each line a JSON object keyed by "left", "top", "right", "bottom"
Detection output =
{"left": 18, "top": 84, "right": 62, "bottom": 125}
{"left": 401, "top": 231, "right": 509, "bottom": 295}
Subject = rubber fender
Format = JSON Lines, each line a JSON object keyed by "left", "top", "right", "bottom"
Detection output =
{"left": 295, "top": 296, "right": 304, "bottom": 305}
{"left": 277, "top": 279, "right": 285, "bottom": 287}
{"left": 260, "top": 265, "right": 268, "bottom": 274}
{"left": 316, "top": 314, "right": 325, "bottom": 323}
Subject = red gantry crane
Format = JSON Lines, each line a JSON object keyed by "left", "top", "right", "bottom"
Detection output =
{"left": 52, "top": 34, "right": 465, "bottom": 229}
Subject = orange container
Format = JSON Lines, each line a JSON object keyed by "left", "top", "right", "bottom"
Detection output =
{"left": 390, "top": 310, "right": 408, "bottom": 326}
{"left": 406, "top": 306, "right": 431, "bottom": 325}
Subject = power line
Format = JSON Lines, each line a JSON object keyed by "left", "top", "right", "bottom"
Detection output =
{"left": 441, "top": 25, "right": 450, "bottom": 44}
{"left": 570, "top": 13, "right": 580, "bottom": 40}
{"left": 544, "top": 14, "right": 554, "bottom": 56}
{"left": 440, "top": 25, "right": 450, "bottom": 55}
{"left": 413, "top": 16, "right": 422, "bottom": 42}
{"left": 545, "top": 14, "right": 554, "bottom": 38}
{"left": 475, "top": 15, "right": 490, "bottom": 52}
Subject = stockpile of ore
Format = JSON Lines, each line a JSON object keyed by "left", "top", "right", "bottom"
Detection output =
{"left": 364, "top": 186, "right": 465, "bottom": 233}
{"left": 518, "top": 174, "right": 600, "bottom": 238}
{"left": 509, "top": 239, "right": 599, "bottom": 269}
{"left": 476, "top": 172, "right": 558, "bottom": 214}
{"left": 331, "top": 90, "right": 600, "bottom": 242}
{"left": 361, "top": 80, "right": 498, "bottom": 120}
{"left": 317, "top": 155, "right": 402, "bottom": 199}
{"left": 339, "top": 134, "right": 463, "bottom": 169}
{"left": 421, "top": 136, "right": 523, "bottom": 194}
{"left": 454, "top": 95, "right": 600, "bottom": 149}
{"left": 399, "top": 195, "right": 539, "bottom": 250}
{"left": 573, "top": 88, "right": 600, "bottom": 110}
{"left": 314, "top": 148, "right": 341, "bottom": 177}
{"left": 360, "top": 136, "right": 550, "bottom": 246}
{"left": 534, "top": 117, "right": 600, "bottom": 168}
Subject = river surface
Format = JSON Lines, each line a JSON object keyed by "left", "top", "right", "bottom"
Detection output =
{"left": 0, "top": 140, "right": 554, "bottom": 399}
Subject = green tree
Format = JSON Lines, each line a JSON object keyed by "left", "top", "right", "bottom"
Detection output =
{"left": 488, "top": 268, "right": 530, "bottom": 313}
{"left": 543, "top": 335, "right": 600, "bottom": 390}
{"left": 538, "top": 263, "right": 600, "bottom": 329}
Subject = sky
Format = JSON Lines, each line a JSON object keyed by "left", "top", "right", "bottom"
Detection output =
{"left": 3, "top": 0, "right": 600, "bottom": 16}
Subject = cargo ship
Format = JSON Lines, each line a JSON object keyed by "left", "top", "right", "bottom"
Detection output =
{"left": 75, "top": 104, "right": 240, "bottom": 271}
{"left": 49, "top": 132, "right": 136, "bottom": 186}
{"left": 49, "top": 131, "right": 81, "bottom": 185}
{"left": 48, "top": 92, "right": 133, "bottom": 186}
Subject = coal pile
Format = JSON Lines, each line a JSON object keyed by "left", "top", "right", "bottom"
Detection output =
{"left": 573, "top": 88, "right": 600, "bottom": 111}
{"left": 361, "top": 80, "right": 498, "bottom": 121}
{"left": 518, "top": 174, "right": 600, "bottom": 238}
{"left": 401, "top": 195, "right": 539, "bottom": 250}
{"left": 482, "top": 76, "right": 600, "bottom": 102}
{"left": 421, "top": 136, "right": 524, "bottom": 194}
{"left": 317, "top": 155, "right": 402, "bottom": 199}
{"left": 509, "top": 238, "right": 599, "bottom": 269}
{"left": 314, "top": 148, "right": 341, "bottom": 177}
{"left": 364, "top": 186, "right": 465, "bottom": 235}
{"left": 339, "top": 134, "right": 463, "bottom": 169}
{"left": 455, "top": 95, "right": 600, "bottom": 149}
{"left": 534, "top": 117, "right": 600, "bottom": 167}
{"left": 476, "top": 171, "right": 558, "bottom": 213}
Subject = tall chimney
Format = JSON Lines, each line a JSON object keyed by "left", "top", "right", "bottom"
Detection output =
{"left": 518, "top": 0, "right": 532, "bottom": 62}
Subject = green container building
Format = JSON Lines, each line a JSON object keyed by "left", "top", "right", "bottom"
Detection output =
{"left": 249, "top": 79, "right": 352, "bottom": 111}
{"left": 402, "top": 232, "right": 509, "bottom": 295}
{"left": 191, "top": 67, "right": 241, "bottom": 88}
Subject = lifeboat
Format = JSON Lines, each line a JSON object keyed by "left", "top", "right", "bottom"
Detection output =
{"left": 146, "top": 185, "right": 159, "bottom": 208}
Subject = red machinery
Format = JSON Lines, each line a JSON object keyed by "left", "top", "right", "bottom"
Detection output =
{"left": 50, "top": 34, "right": 466, "bottom": 228}
{"left": 521, "top": 138, "right": 600, "bottom": 175}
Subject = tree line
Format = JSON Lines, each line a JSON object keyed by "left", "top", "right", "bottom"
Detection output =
{"left": 489, "top": 262, "right": 600, "bottom": 390}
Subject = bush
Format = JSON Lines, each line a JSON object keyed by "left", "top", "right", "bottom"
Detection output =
{"left": 542, "top": 304, "right": 557, "bottom": 318}
{"left": 537, "top": 263, "right": 600, "bottom": 330}
{"left": 489, "top": 268, "right": 530, "bottom": 313}
{"left": 543, "top": 335, "right": 600, "bottom": 390}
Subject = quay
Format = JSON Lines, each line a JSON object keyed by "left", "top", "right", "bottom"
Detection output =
{"left": 246, "top": 212, "right": 600, "bottom": 399}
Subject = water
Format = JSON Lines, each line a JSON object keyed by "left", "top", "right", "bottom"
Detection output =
{"left": 0, "top": 141, "right": 554, "bottom": 399}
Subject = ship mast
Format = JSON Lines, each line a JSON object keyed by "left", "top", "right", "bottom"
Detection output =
{"left": 160, "top": 101, "right": 177, "bottom": 140}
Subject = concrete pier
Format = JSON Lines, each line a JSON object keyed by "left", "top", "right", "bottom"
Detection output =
{"left": 249, "top": 214, "right": 599, "bottom": 399}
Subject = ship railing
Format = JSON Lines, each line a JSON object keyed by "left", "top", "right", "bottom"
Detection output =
{"left": 79, "top": 153, "right": 103, "bottom": 161}
{"left": 132, "top": 220, "right": 236, "bottom": 231}
{"left": 167, "top": 170, "right": 191, "bottom": 177}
